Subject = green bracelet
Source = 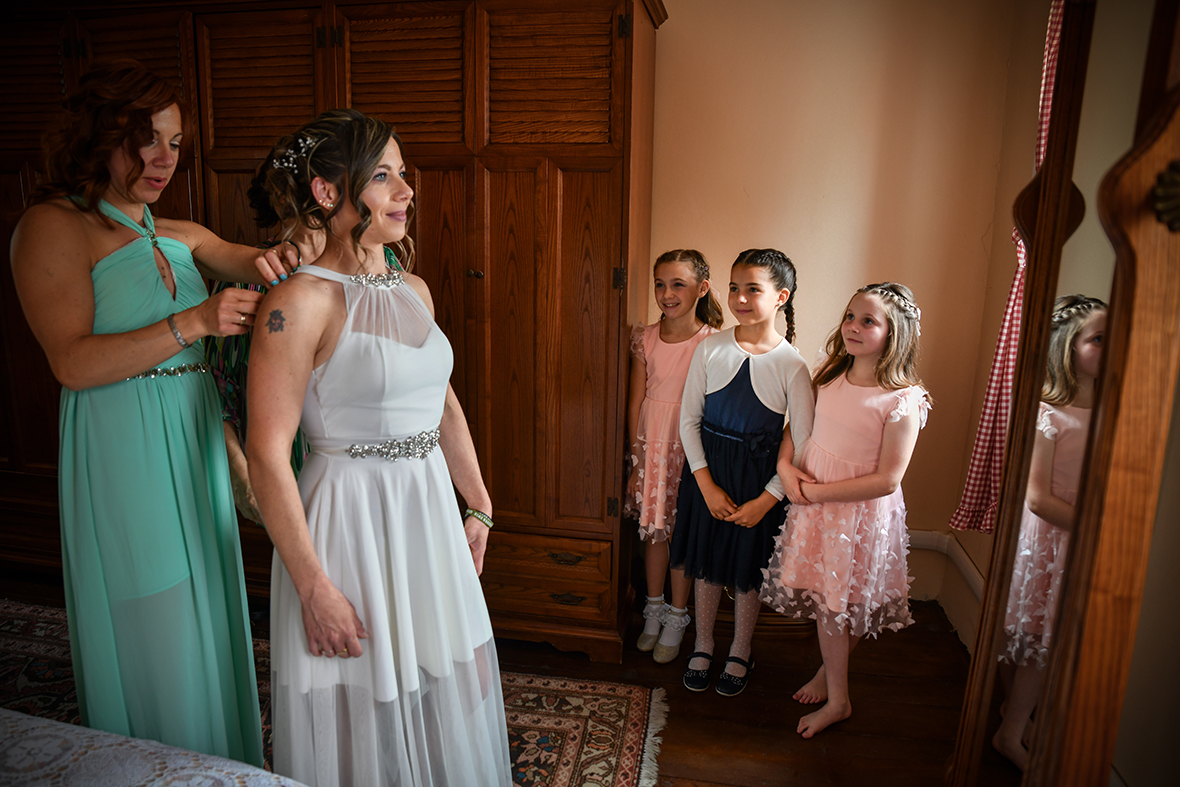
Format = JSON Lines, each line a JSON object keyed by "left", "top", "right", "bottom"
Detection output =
{"left": 464, "top": 508, "right": 494, "bottom": 528}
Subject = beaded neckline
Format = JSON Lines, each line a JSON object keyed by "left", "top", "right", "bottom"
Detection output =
{"left": 349, "top": 269, "right": 405, "bottom": 288}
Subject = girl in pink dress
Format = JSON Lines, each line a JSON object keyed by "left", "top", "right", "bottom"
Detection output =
{"left": 626, "top": 250, "right": 723, "bottom": 662}
{"left": 991, "top": 295, "right": 1105, "bottom": 772}
{"left": 761, "top": 282, "right": 930, "bottom": 738}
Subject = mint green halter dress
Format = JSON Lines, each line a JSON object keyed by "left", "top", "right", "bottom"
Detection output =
{"left": 56, "top": 200, "right": 263, "bottom": 766}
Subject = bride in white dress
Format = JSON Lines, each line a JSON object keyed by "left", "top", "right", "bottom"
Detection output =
{"left": 247, "top": 109, "right": 511, "bottom": 787}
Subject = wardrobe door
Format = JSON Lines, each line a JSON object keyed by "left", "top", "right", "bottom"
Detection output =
{"left": 409, "top": 157, "right": 479, "bottom": 450}
{"left": 0, "top": 21, "right": 71, "bottom": 570}
{"left": 195, "top": 7, "right": 331, "bottom": 246}
{"left": 75, "top": 10, "right": 202, "bottom": 223}
{"left": 547, "top": 158, "right": 624, "bottom": 537}
{"left": 477, "top": 157, "right": 548, "bottom": 528}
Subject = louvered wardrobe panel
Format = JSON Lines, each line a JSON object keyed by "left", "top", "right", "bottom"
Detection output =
{"left": 485, "top": 7, "right": 617, "bottom": 146}
{"left": 195, "top": 8, "right": 328, "bottom": 241}
{"left": 77, "top": 11, "right": 201, "bottom": 222}
{"left": 79, "top": 12, "right": 195, "bottom": 100}
{"left": 338, "top": 4, "right": 471, "bottom": 149}
{"left": 196, "top": 9, "right": 326, "bottom": 157}
{"left": 0, "top": 22, "right": 68, "bottom": 161}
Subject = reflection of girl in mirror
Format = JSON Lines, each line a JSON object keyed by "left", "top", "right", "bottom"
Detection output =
{"left": 760, "top": 283, "right": 930, "bottom": 738}
{"left": 627, "top": 250, "right": 723, "bottom": 663}
{"left": 992, "top": 294, "right": 1106, "bottom": 771}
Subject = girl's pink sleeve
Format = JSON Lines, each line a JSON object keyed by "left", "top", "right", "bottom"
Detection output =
{"left": 629, "top": 324, "right": 646, "bottom": 360}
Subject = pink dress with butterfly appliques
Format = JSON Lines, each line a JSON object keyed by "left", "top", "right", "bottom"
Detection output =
{"left": 760, "top": 375, "right": 929, "bottom": 637}
{"left": 999, "top": 402, "right": 1088, "bottom": 667}
{"left": 624, "top": 322, "right": 716, "bottom": 541}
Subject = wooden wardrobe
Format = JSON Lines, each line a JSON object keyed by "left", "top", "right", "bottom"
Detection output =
{"left": 0, "top": 0, "right": 667, "bottom": 663}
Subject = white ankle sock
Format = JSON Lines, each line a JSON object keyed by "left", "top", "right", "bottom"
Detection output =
{"left": 642, "top": 596, "right": 666, "bottom": 636}
{"left": 658, "top": 606, "right": 689, "bottom": 646}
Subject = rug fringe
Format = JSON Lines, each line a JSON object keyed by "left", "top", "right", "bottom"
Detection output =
{"left": 639, "top": 686, "right": 668, "bottom": 787}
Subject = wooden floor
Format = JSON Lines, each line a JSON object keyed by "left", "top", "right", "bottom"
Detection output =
{"left": 0, "top": 566, "right": 1023, "bottom": 787}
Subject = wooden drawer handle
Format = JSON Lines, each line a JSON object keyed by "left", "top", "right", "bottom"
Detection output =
{"left": 548, "top": 551, "right": 586, "bottom": 565}
{"left": 550, "top": 593, "right": 587, "bottom": 606}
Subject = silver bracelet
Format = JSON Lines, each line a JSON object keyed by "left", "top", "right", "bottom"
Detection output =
{"left": 166, "top": 314, "right": 190, "bottom": 349}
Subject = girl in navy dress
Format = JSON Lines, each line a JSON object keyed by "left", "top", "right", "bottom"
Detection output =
{"left": 670, "top": 248, "right": 815, "bottom": 695}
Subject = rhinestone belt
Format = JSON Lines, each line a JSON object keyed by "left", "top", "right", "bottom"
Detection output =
{"left": 127, "top": 362, "right": 211, "bottom": 381}
{"left": 347, "top": 428, "right": 440, "bottom": 460}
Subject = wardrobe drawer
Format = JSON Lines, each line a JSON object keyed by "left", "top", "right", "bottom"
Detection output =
{"left": 482, "top": 531, "right": 611, "bottom": 584}
{"left": 481, "top": 574, "right": 613, "bottom": 624}
{"left": 480, "top": 532, "right": 613, "bottom": 623}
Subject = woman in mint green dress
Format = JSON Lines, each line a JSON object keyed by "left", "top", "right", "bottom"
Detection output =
{"left": 10, "top": 61, "right": 295, "bottom": 766}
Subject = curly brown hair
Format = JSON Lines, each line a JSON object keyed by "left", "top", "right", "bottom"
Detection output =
{"left": 29, "top": 59, "right": 190, "bottom": 218}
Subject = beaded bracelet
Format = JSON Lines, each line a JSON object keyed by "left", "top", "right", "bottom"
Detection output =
{"left": 166, "top": 314, "right": 190, "bottom": 349}
{"left": 464, "top": 508, "right": 494, "bottom": 528}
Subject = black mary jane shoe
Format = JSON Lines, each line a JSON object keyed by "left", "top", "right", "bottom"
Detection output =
{"left": 715, "top": 656, "right": 754, "bottom": 697}
{"left": 682, "top": 651, "right": 714, "bottom": 692}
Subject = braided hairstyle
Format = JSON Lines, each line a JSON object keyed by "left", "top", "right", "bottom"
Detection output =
{"left": 1043, "top": 294, "right": 1107, "bottom": 405}
{"left": 262, "top": 108, "right": 415, "bottom": 270}
{"left": 653, "top": 249, "right": 724, "bottom": 329}
{"left": 731, "top": 248, "right": 798, "bottom": 343}
{"left": 813, "top": 282, "right": 926, "bottom": 392}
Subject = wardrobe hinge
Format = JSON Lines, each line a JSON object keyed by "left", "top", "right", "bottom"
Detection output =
{"left": 607, "top": 497, "right": 620, "bottom": 517}
{"left": 333, "top": 26, "right": 344, "bottom": 47}
{"left": 316, "top": 26, "right": 327, "bottom": 48}
{"left": 612, "top": 267, "right": 627, "bottom": 289}
{"left": 618, "top": 14, "right": 632, "bottom": 38}
{"left": 61, "top": 38, "right": 86, "bottom": 60}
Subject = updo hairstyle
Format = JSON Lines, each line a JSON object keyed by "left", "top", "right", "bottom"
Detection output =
{"left": 262, "top": 108, "right": 414, "bottom": 269}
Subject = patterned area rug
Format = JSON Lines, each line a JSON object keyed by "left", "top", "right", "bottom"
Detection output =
{"left": 0, "top": 599, "right": 665, "bottom": 787}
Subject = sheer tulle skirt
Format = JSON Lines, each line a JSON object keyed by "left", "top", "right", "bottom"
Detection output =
{"left": 271, "top": 449, "right": 510, "bottom": 787}
{"left": 760, "top": 440, "right": 913, "bottom": 637}
{"left": 625, "top": 397, "right": 687, "bottom": 542}
{"left": 999, "top": 496, "right": 1073, "bottom": 668}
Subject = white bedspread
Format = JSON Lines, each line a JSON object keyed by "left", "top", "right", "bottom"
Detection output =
{"left": 0, "top": 708, "right": 307, "bottom": 786}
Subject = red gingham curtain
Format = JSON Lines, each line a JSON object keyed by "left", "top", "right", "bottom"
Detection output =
{"left": 949, "top": 0, "right": 1065, "bottom": 532}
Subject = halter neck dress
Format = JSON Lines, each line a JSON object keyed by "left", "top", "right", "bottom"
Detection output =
{"left": 57, "top": 200, "right": 263, "bottom": 765}
{"left": 269, "top": 264, "right": 510, "bottom": 787}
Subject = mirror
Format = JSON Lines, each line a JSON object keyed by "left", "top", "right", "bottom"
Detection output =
{"left": 972, "top": 0, "right": 1153, "bottom": 781}
{"left": 950, "top": 0, "right": 1177, "bottom": 784}
{"left": 646, "top": 1, "right": 1158, "bottom": 780}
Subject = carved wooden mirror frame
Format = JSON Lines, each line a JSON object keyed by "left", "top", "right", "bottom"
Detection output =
{"left": 947, "top": 0, "right": 1180, "bottom": 784}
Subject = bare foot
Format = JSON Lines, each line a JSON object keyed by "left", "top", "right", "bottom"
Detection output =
{"left": 797, "top": 699, "right": 851, "bottom": 738}
{"left": 992, "top": 728, "right": 1029, "bottom": 772}
{"left": 793, "top": 665, "right": 827, "bottom": 704}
